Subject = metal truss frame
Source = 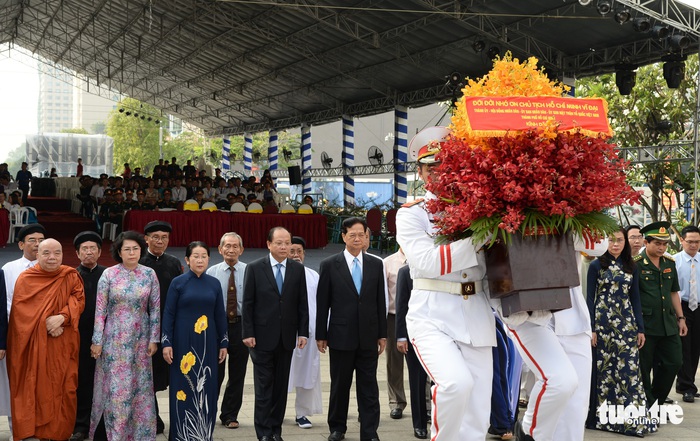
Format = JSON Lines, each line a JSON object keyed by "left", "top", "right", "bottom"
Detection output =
{"left": 267, "top": 162, "right": 417, "bottom": 178}
{"left": 3, "top": 0, "right": 700, "bottom": 139}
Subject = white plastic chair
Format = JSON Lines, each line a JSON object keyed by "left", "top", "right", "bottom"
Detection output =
{"left": 280, "top": 203, "right": 295, "bottom": 214}
{"left": 8, "top": 207, "right": 30, "bottom": 243}
{"left": 230, "top": 202, "right": 246, "bottom": 212}
{"left": 297, "top": 203, "right": 313, "bottom": 214}
{"left": 247, "top": 202, "right": 263, "bottom": 213}
{"left": 101, "top": 222, "right": 117, "bottom": 241}
{"left": 201, "top": 202, "right": 218, "bottom": 212}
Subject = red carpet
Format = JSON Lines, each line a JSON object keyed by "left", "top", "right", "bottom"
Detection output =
{"left": 33, "top": 201, "right": 117, "bottom": 267}
{"left": 27, "top": 197, "right": 72, "bottom": 212}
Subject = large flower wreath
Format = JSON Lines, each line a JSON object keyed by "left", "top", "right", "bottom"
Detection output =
{"left": 428, "top": 54, "right": 641, "bottom": 244}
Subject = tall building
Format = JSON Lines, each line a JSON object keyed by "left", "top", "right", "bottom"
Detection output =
{"left": 37, "top": 61, "right": 116, "bottom": 134}
{"left": 37, "top": 63, "right": 74, "bottom": 133}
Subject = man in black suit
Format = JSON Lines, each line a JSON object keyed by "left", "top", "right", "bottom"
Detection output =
{"left": 317, "top": 217, "right": 387, "bottom": 441}
{"left": 395, "top": 266, "right": 429, "bottom": 440}
{"left": 243, "top": 227, "right": 309, "bottom": 441}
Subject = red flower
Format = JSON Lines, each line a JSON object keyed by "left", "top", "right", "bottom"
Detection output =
{"left": 427, "top": 130, "right": 641, "bottom": 239}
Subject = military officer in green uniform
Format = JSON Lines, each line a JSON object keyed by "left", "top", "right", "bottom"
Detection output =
{"left": 636, "top": 221, "right": 688, "bottom": 406}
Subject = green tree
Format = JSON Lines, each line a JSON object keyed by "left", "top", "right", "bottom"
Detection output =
{"left": 106, "top": 97, "right": 162, "bottom": 174}
{"left": 5, "top": 143, "right": 26, "bottom": 174}
{"left": 91, "top": 122, "right": 106, "bottom": 134}
{"left": 576, "top": 55, "right": 699, "bottom": 223}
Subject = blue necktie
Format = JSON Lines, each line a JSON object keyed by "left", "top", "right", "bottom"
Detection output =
{"left": 352, "top": 257, "right": 362, "bottom": 295}
{"left": 275, "top": 263, "right": 284, "bottom": 295}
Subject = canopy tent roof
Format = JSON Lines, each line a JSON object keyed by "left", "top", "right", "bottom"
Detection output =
{"left": 1, "top": 0, "right": 699, "bottom": 137}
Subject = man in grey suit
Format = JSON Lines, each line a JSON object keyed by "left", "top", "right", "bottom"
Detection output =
{"left": 317, "top": 217, "right": 387, "bottom": 441}
{"left": 206, "top": 232, "right": 248, "bottom": 429}
{"left": 243, "top": 227, "right": 309, "bottom": 441}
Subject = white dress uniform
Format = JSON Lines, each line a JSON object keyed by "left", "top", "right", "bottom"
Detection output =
{"left": 0, "top": 256, "right": 36, "bottom": 419}
{"left": 396, "top": 193, "right": 496, "bottom": 441}
{"left": 504, "top": 234, "right": 607, "bottom": 441}
{"left": 288, "top": 267, "right": 323, "bottom": 417}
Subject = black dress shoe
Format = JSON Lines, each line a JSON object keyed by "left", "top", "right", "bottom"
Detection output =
{"left": 515, "top": 421, "right": 534, "bottom": 441}
{"left": 683, "top": 392, "right": 695, "bottom": 403}
{"left": 390, "top": 408, "right": 403, "bottom": 419}
{"left": 259, "top": 437, "right": 272, "bottom": 441}
{"left": 328, "top": 431, "right": 346, "bottom": 441}
{"left": 414, "top": 428, "right": 428, "bottom": 439}
{"left": 272, "top": 435, "right": 284, "bottom": 441}
{"left": 69, "top": 433, "right": 86, "bottom": 441}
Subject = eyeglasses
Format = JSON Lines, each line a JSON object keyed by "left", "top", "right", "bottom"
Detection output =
{"left": 628, "top": 235, "right": 643, "bottom": 241}
{"left": 148, "top": 235, "right": 169, "bottom": 242}
{"left": 684, "top": 240, "right": 700, "bottom": 246}
{"left": 24, "top": 238, "right": 44, "bottom": 244}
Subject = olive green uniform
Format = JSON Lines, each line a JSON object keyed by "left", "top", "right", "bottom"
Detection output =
{"left": 636, "top": 251, "right": 683, "bottom": 405}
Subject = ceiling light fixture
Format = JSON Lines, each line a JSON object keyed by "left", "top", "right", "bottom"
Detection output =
{"left": 652, "top": 25, "right": 670, "bottom": 39}
{"left": 669, "top": 34, "right": 690, "bottom": 50}
{"left": 615, "top": 67, "right": 636, "bottom": 95}
{"left": 614, "top": 8, "right": 631, "bottom": 24}
{"left": 632, "top": 17, "right": 651, "bottom": 32}
{"left": 597, "top": 0, "right": 612, "bottom": 16}
{"left": 663, "top": 58, "right": 686, "bottom": 88}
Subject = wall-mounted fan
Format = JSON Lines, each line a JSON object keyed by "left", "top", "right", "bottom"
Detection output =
{"left": 282, "top": 148, "right": 292, "bottom": 161}
{"left": 321, "top": 151, "right": 334, "bottom": 169}
{"left": 368, "top": 145, "right": 384, "bottom": 166}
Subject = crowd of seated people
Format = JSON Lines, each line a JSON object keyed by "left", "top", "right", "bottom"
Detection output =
{"left": 73, "top": 157, "right": 310, "bottom": 231}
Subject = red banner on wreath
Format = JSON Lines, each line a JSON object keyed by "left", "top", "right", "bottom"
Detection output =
{"left": 463, "top": 96, "right": 612, "bottom": 137}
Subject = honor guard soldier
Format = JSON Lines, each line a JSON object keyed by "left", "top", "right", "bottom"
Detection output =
{"left": 636, "top": 221, "right": 687, "bottom": 406}
{"left": 396, "top": 127, "right": 496, "bottom": 441}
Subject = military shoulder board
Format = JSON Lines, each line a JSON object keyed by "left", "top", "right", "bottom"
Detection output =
{"left": 401, "top": 198, "right": 424, "bottom": 208}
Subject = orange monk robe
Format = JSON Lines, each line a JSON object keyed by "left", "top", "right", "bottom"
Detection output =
{"left": 7, "top": 264, "right": 85, "bottom": 441}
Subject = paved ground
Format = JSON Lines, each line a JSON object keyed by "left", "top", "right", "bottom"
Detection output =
{"left": 1, "top": 243, "right": 700, "bottom": 440}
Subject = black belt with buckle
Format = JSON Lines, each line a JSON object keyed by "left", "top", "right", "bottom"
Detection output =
{"left": 461, "top": 282, "right": 476, "bottom": 298}
{"left": 228, "top": 316, "right": 241, "bottom": 324}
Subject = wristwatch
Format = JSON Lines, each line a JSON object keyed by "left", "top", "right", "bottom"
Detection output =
{"left": 678, "top": 316, "right": 686, "bottom": 321}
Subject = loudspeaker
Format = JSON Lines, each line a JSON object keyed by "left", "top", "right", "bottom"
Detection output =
{"left": 288, "top": 166, "right": 302, "bottom": 185}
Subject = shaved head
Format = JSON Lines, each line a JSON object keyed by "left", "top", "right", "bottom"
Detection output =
{"left": 38, "top": 239, "right": 63, "bottom": 272}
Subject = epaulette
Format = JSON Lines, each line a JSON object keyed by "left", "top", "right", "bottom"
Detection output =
{"left": 633, "top": 254, "right": 643, "bottom": 262}
{"left": 401, "top": 198, "right": 424, "bottom": 208}
{"left": 663, "top": 253, "right": 675, "bottom": 262}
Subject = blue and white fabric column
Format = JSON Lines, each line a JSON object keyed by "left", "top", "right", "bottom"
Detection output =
{"left": 222, "top": 135, "right": 231, "bottom": 171}
{"left": 268, "top": 130, "right": 278, "bottom": 181}
{"left": 301, "top": 125, "right": 312, "bottom": 194}
{"left": 243, "top": 132, "right": 253, "bottom": 173}
{"left": 394, "top": 106, "right": 408, "bottom": 204}
{"left": 342, "top": 115, "right": 355, "bottom": 206}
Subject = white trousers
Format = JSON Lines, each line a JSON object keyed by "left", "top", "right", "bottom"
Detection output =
{"left": 553, "top": 333, "right": 591, "bottom": 441}
{"left": 294, "top": 384, "right": 323, "bottom": 417}
{"left": 507, "top": 322, "right": 578, "bottom": 441}
{"left": 411, "top": 326, "right": 492, "bottom": 441}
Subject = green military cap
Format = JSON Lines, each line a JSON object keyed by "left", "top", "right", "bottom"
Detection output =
{"left": 640, "top": 221, "right": 671, "bottom": 242}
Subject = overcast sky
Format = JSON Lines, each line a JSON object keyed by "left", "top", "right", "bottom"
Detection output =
{"left": 1, "top": 0, "right": 700, "bottom": 164}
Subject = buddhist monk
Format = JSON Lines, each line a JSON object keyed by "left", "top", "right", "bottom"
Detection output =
{"left": 7, "top": 238, "right": 85, "bottom": 441}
